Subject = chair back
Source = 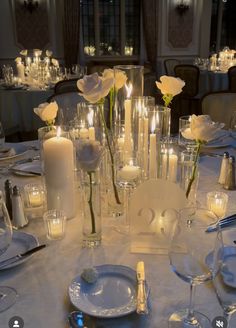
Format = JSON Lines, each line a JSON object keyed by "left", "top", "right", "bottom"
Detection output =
{"left": 174, "top": 65, "right": 200, "bottom": 97}
{"left": 47, "top": 91, "right": 84, "bottom": 125}
{"left": 228, "top": 66, "right": 236, "bottom": 92}
{"left": 164, "top": 59, "right": 181, "bottom": 76}
{"left": 54, "top": 79, "right": 78, "bottom": 95}
{"left": 201, "top": 91, "right": 236, "bottom": 129}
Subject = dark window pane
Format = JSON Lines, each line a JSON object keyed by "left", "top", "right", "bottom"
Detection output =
{"left": 125, "top": 0, "right": 140, "bottom": 56}
{"left": 81, "top": 0, "right": 96, "bottom": 56}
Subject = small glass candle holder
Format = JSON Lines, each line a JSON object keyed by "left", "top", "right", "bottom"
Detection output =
{"left": 207, "top": 191, "right": 229, "bottom": 219}
{"left": 43, "top": 209, "right": 66, "bottom": 240}
{"left": 24, "top": 183, "right": 45, "bottom": 208}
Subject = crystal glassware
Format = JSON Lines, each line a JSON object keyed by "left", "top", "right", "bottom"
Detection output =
{"left": 168, "top": 207, "right": 223, "bottom": 328}
{"left": 212, "top": 227, "right": 236, "bottom": 327}
{"left": 179, "top": 115, "right": 197, "bottom": 150}
{"left": 0, "top": 195, "right": 18, "bottom": 312}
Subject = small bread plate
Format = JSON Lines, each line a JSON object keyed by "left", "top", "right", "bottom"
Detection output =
{"left": 202, "top": 130, "right": 231, "bottom": 149}
{"left": 0, "top": 143, "right": 28, "bottom": 161}
{"left": 10, "top": 160, "right": 42, "bottom": 176}
{"left": 0, "top": 231, "right": 39, "bottom": 270}
{"left": 69, "top": 264, "right": 148, "bottom": 318}
{"left": 206, "top": 246, "right": 236, "bottom": 288}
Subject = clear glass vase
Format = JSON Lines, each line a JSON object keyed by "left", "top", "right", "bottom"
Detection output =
{"left": 81, "top": 170, "right": 102, "bottom": 247}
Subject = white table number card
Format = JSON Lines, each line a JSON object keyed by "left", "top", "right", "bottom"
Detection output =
{"left": 129, "top": 179, "right": 187, "bottom": 254}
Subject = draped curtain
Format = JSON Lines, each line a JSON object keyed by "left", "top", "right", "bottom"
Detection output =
{"left": 142, "top": 0, "right": 158, "bottom": 71}
{"left": 63, "top": 0, "right": 80, "bottom": 68}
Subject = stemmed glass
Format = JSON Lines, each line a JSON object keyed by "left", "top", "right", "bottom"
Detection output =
{"left": 212, "top": 227, "right": 236, "bottom": 327}
{"left": 115, "top": 150, "right": 142, "bottom": 234}
{"left": 0, "top": 194, "right": 17, "bottom": 312}
{"left": 168, "top": 207, "right": 223, "bottom": 328}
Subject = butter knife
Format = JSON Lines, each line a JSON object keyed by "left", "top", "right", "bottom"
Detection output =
{"left": 0, "top": 244, "right": 46, "bottom": 269}
{"left": 136, "top": 261, "right": 148, "bottom": 314}
{"left": 206, "top": 214, "right": 236, "bottom": 233}
{"left": 10, "top": 168, "right": 41, "bottom": 176}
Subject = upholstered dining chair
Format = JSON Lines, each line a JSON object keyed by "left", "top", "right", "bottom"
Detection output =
{"left": 174, "top": 64, "right": 201, "bottom": 115}
{"left": 47, "top": 91, "right": 84, "bottom": 125}
{"left": 228, "top": 66, "right": 236, "bottom": 92}
{"left": 54, "top": 79, "right": 79, "bottom": 95}
{"left": 164, "top": 59, "right": 181, "bottom": 76}
{"left": 201, "top": 91, "right": 236, "bottom": 129}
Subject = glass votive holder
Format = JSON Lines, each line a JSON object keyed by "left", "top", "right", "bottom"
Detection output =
{"left": 43, "top": 209, "right": 66, "bottom": 240}
{"left": 24, "top": 183, "right": 45, "bottom": 208}
{"left": 207, "top": 191, "right": 228, "bottom": 219}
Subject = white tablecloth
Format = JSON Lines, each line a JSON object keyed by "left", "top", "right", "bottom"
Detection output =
{"left": 199, "top": 70, "right": 229, "bottom": 95}
{"left": 1, "top": 141, "right": 236, "bottom": 328}
{"left": 0, "top": 89, "right": 53, "bottom": 135}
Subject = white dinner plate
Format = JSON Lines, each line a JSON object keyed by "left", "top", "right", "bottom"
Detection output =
{"left": 69, "top": 264, "right": 139, "bottom": 318}
{"left": 11, "top": 160, "right": 42, "bottom": 176}
{"left": 0, "top": 231, "right": 39, "bottom": 270}
{"left": 206, "top": 246, "right": 236, "bottom": 288}
{"left": 0, "top": 144, "right": 28, "bottom": 161}
{"left": 202, "top": 131, "right": 231, "bottom": 149}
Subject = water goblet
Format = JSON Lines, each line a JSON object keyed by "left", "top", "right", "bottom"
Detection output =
{"left": 168, "top": 207, "right": 223, "bottom": 328}
{"left": 0, "top": 195, "right": 18, "bottom": 312}
{"left": 212, "top": 226, "right": 236, "bottom": 327}
{"left": 178, "top": 116, "right": 196, "bottom": 150}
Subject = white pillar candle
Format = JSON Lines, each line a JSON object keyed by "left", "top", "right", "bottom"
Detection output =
{"left": 138, "top": 117, "right": 144, "bottom": 154}
{"left": 80, "top": 128, "right": 89, "bottom": 139}
{"left": 117, "top": 137, "right": 125, "bottom": 150}
{"left": 88, "top": 127, "right": 95, "bottom": 140}
{"left": 162, "top": 152, "right": 168, "bottom": 179}
{"left": 43, "top": 134, "right": 76, "bottom": 219}
{"left": 16, "top": 63, "right": 25, "bottom": 81}
{"left": 143, "top": 117, "right": 149, "bottom": 176}
{"left": 168, "top": 153, "right": 178, "bottom": 182}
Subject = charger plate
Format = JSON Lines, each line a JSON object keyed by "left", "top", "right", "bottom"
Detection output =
{"left": 69, "top": 264, "right": 138, "bottom": 318}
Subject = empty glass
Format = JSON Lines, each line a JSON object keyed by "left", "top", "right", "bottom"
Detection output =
{"left": 169, "top": 207, "right": 223, "bottom": 328}
{"left": 0, "top": 196, "right": 18, "bottom": 311}
{"left": 178, "top": 116, "right": 196, "bottom": 150}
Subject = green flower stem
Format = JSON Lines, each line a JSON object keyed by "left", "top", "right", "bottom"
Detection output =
{"left": 88, "top": 171, "right": 96, "bottom": 234}
{"left": 185, "top": 142, "right": 201, "bottom": 199}
{"left": 98, "top": 102, "right": 121, "bottom": 205}
{"left": 109, "top": 87, "right": 114, "bottom": 130}
{"left": 162, "top": 93, "right": 173, "bottom": 108}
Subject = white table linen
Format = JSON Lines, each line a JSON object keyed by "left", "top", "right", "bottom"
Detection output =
{"left": 199, "top": 70, "right": 229, "bottom": 95}
{"left": 0, "top": 141, "right": 236, "bottom": 328}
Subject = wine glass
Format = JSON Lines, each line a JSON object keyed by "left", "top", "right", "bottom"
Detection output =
{"left": 0, "top": 194, "right": 17, "bottom": 312}
{"left": 212, "top": 227, "right": 236, "bottom": 327}
{"left": 169, "top": 207, "right": 223, "bottom": 328}
{"left": 115, "top": 150, "right": 142, "bottom": 234}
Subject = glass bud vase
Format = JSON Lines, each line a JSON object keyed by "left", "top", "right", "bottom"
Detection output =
{"left": 81, "top": 169, "right": 102, "bottom": 247}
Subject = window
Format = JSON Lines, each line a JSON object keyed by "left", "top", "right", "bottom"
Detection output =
{"left": 81, "top": 0, "right": 141, "bottom": 58}
{"left": 210, "top": 0, "right": 236, "bottom": 53}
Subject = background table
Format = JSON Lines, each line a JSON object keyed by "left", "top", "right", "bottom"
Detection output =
{"left": 0, "top": 88, "right": 53, "bottom": 136}
{"left": 1, "top": 141, "right": 236, "bottom": 328}
{"left": 199, "top": 70, "right": 229, "bottom": 94}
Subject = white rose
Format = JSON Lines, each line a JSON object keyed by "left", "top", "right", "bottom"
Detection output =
{"left": 182, "top": 115, "right": 224, "bottom": 142}
{"left": 34, "top": 101, "right": 58, "bottom": 123}
{"left": 77, "top": 73, "right": 113, "bottom": 103}
{"left": 51, "top": 58, "right": 59, "bottom": 67}
{"left": 156, "top": 75, "right": 185, "bottom": 96}
{"left": 102, "top": 68, "right": 127, "bottom": 90}
{"left": 76, "top": 139, "right": 103, "bottom": 172}
{"left": 20, "top": 50, "right": 27, "bottom": 56}
{"left": 46, "top": 50, "right": 53, "bottom": 57}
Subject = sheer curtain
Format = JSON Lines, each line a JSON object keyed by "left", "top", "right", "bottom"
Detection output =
{"left": 63, "top": 0, "right": 80, "bottom": 68}
{"left": 142, "top": 0, "right": 158, "bottom": 71}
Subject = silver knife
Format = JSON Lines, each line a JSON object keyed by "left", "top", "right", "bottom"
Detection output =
{"left": 136, "top": 261, "right": 148, "bottom": 315}
{"left": 0, "top": 244, "right": 46, "bottom": 269}
{"left": 206, "top": 214, "right": 236, "bottom": 233}
{"left": 10, "top": 168, "right": 41, "bottom": 176}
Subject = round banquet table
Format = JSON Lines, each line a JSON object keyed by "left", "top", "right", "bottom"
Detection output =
{"left": 0, "top": 140, "right": 236, "bottom": 328}
{"left": 0, "top": 88, "right": 53, "bottom": 135}
{"left": 199, "top": 70, "right": 229, "bottom": 95}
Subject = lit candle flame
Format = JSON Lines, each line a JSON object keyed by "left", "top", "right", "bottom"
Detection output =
{"left": 56, "top": 127, "right": 61, "bottom": 138}
{"left": 151, "top": 115, "right": 156, "bottom": 133}
{"left": 87, "top": 109, "right": 94, "bottom": 127}
{"left": 129, "top": 159, "right": 133, "bottom": 166}
{"left": 125, "top": 83, "right": 133, "bottom": 99}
